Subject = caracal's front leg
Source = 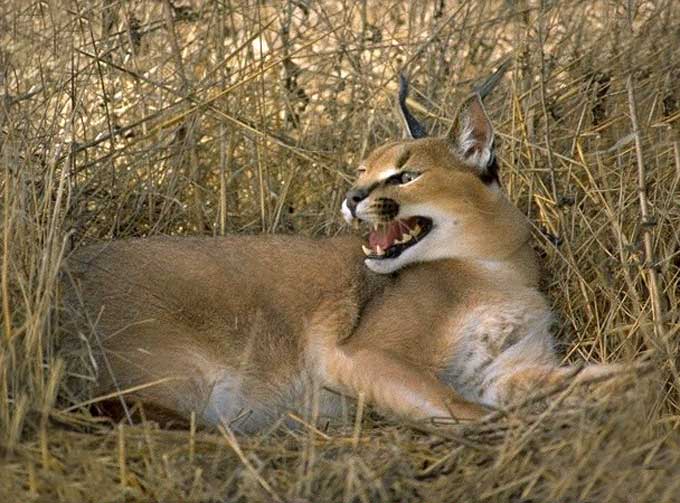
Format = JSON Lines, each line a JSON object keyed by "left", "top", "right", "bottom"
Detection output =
{"left": 322, "top": 344, "right": 488, "bottom": 423}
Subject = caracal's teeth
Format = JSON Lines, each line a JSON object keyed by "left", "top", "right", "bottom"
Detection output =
{"left": 412, "top": 224, "right": 422, "bottom": 236}
{"left": 352, "top": 219, "right": 360, "bottom": 230}
{"left": 361, "top": 245, "right": 372, "bottom": 256}
{"left": 394, "top": 231, "right": 414, "bottom": 245}
{"left": 375, "top": 245, "right": 385, "bottom": 256}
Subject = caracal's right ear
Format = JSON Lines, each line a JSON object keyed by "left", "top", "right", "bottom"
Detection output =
{"left": 446, "top": 58, "right": 510, "bottom": 184}
{"left": 448, "top": 93, "right": 497, "bottom": 184}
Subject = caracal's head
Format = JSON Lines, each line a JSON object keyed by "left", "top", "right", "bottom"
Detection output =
{"left": 342, "top": 76, "right": 530, "bottom": 274}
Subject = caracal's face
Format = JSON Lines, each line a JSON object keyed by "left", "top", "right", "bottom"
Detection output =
{"left": 340, "top": 80, "right": 505, "bottom": 275}
{"left": 342, "top": 137, "right": 500, "bottom": 274}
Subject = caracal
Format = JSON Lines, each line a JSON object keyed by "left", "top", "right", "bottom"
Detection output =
{"left": 64, "top": 71, "right": 615, "bottom": 432}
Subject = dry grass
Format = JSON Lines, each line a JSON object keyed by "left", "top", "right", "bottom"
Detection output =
{"left": 1, "top": 0, "right": 680, "bottom": 501}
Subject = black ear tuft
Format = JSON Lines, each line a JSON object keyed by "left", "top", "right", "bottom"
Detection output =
{"left": 474, "top": 58, "right": 511, "bottom": 100}
{"left": 398, "top": 74, "right": 427, "bottom": 139}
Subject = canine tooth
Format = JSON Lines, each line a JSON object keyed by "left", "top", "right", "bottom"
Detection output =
{"left": 375, "top": 245, "right": 385, "bottom": 256}
{"left": 352, "top": 220, "right": 360, "bottom": 230}
{"left": 412, "top": 224, "right": 422, "bottom": 236}
{"left": 361, "top": 245, "right": 372, "bottom": 256}
{"left": 401, "top": 233, "right": 413, "bottom": 243}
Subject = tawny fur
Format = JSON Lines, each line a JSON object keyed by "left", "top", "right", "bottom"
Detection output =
{"left": 63, "top": 91, "right": 615, "bottom": 432}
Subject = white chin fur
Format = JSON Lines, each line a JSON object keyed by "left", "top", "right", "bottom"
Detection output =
{"left": 364, "top": 237, "right": 427, "bottom": 274}
{"left": 341, "top": 199, "right": 353, "bottom": 224}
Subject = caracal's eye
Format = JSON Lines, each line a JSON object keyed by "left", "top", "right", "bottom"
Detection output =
{"left": 399, "top": 171, "right": 420, "bottom": 184}
{"left": 387, "top": 171, "right": 420, "bottom": 185}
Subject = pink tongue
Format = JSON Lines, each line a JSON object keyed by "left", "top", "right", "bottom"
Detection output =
{"left": 368, "top": 218, "right": 415, "bottom": 249}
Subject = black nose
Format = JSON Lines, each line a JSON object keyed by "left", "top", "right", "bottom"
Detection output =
{"left": 345, "top": 187, "right": 368, "bottom": 215}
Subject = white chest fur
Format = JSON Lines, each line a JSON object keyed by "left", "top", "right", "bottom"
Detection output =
{"left": 440, "top": 294, "right": 558, "bottom": 406}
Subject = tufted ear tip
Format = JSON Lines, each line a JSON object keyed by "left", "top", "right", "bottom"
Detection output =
{"left": 397, "top": 74, "right": 427, "bottom": 140}
{"left": 398, "top": 73, "right": 408, "bottom": 102}
{"left": 474, "top": 58, "right": 511, "bottom": 100}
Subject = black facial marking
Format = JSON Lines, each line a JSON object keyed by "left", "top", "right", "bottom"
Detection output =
{"left": 345, "top": 187, "right": 367, "bottom": 215}
{"left": 374, "top": 198, "right": 399, "bottom": 220}
{"left": 345, "top": 181, "right": 380, "bottom": 215}
{"left": 385, "top": 173, "right": 404, "bottom": 185}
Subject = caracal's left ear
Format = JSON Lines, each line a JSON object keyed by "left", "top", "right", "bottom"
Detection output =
{"left": 397, "top": 74, "right": 428, "bottom": 139}
{"left": 448, "top": 93, "right": 497, "bottom": 183}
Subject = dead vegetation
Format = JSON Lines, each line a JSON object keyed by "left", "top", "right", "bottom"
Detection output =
{"left": 1, "top": 0, "right": 679, "bottom": 501}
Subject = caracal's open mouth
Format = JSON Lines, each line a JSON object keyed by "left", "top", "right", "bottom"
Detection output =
{"left": 361, "top": 216, "right": 433, "bottom": 260}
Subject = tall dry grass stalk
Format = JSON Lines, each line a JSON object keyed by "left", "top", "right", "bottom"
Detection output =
{"left": 1, "top": 0, "right": 679, "bottom": 501}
